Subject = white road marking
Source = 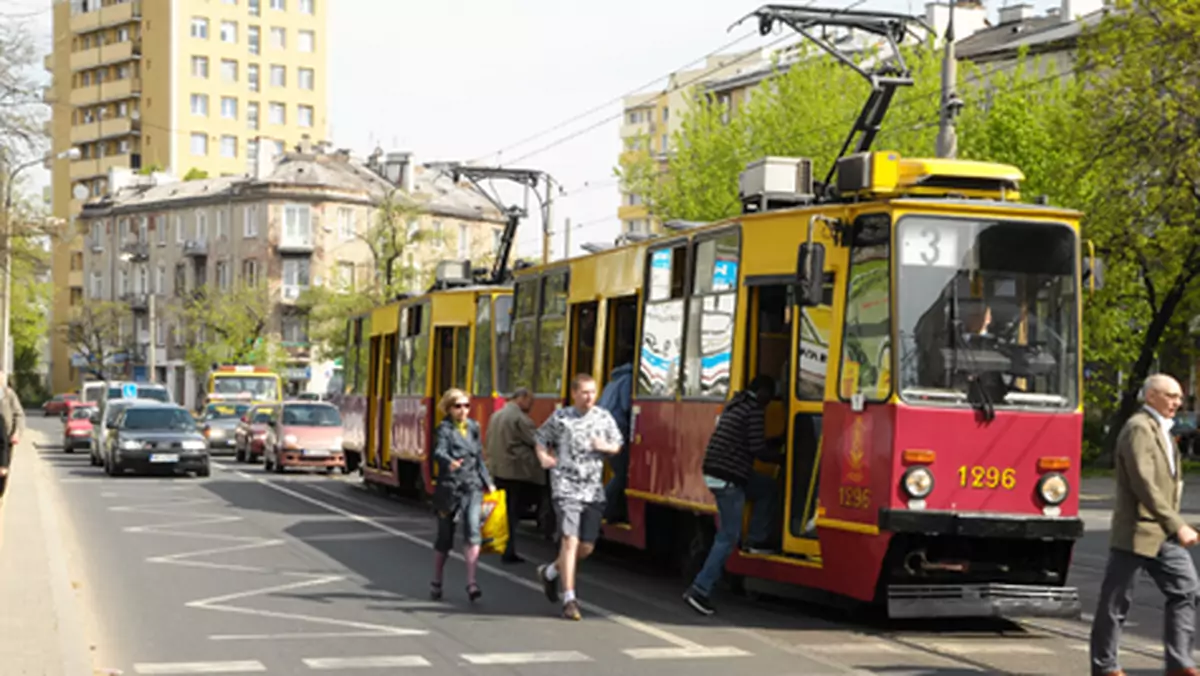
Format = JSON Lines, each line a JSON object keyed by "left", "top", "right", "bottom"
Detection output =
{"left": 921, "top": 642, "right": 1054, "bottom": 655}
{"left": 133, "top": 661, "right": 266, "bottom": 674}
{"left": 460, "top": 651, "right": 592, "bottom": 665}
{"left": 797, "top": 642, "right": 909, "bottom": 654}
{"left": 303, "top": 655, "right": 431, "bottom": 669}
{"left": 211, "top": 630, "right": 426, "bottom": 641}
{"left": 624, "top": 646, "right": 751, "bottom": 660}
{"left": 249, "top": 473, "right": 733, "bottom": 654}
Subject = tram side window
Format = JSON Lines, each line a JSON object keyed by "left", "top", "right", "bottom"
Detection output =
{"left": 355, "top": 316, "right": 371, "bottom": 396}
{"left": 839, "top": 217, "right": 892, "bottom": 402}
{"left": 510, "top": 280, "right": 538, "bottom": 392}
{"left": 638, "top": 245, "right": 687, "bottom": 397}
{"left": 395, "top": 308, "right": 411, "bottom": 396}
{"left": 536, "top": 272, "right": 568, "bottom": 395}
{"left": 455, "top": 325, "right": 471, "bottom": 391}
{"left": 409, "top": 304, "right": 429, "bottom": 396}
{"left": 683, "top": 233, "right": 739, "bottom": 398}
{"left": 472, "top": 297, "right": 494, "bottom": 397}
{"left": 345, "top": 319, "right": 361, "bottom": 395}
{"left": 494, "top": 295, "right": 513, "bottom": 395}
{"left": 796, "top": 274, "right": 837, "bottom": 401}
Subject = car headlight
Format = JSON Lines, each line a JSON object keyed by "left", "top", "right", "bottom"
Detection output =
{"left": 208, "top": 428, "right": 224, "bottom": 438}
{"left": 182, "top": 440, "right": 206, "bottom": 451}
{"left": 119, "top": 439, "right": 143, "bottom": 450}
{"left": 1037, "top": 472, "right": 1069, "bottom": 506}
{"left": 901, "top": 466, "right": 935, "bottom": 499}
{"left": 331, "top": 436, "right": 343, "bottom": 451}
{"left": 284, "top": 434, "right": 299, "bottom": 449}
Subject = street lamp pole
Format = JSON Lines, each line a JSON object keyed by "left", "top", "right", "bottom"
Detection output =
{"left": 0, "top": 147, "right": 81, "bottom": 375}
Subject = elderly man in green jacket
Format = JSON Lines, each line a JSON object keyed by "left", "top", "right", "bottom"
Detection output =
{"left": 0, "top": 371, "right": 25, "bottom": 498}
{"left": 486, "top": 387, "right": 543, "bottom": 564}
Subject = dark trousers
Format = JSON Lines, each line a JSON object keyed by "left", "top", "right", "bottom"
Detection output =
{"left": 495, "top": 477, "right": 540, "bottom": 559}
{"left": 1090, "top": 541, "right": 1200, "bottom": 674}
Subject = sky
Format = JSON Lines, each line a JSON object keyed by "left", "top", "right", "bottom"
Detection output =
{"left": 12, "top": 0, "right": 1056, "bottom": 262}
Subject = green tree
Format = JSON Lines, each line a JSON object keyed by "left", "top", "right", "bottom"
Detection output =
{"left": 1066, "top": 0, "right": 1200, "bottom": 461}
{"left": 177, "top": 281, "right": 283, "bottom": 378}
{"left": 59, "top": 301, "right": 129, "bottom": 381}
{"left": 183, "top": 167, "right": 209, "bottom": 181}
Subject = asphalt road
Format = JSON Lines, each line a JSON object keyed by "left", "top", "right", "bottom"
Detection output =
{"left": 27, "top": 415, "right": 1194, "bottom": 675}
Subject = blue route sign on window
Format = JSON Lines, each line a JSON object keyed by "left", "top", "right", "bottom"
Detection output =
{"left": 121, "top": 383, "right": 138, "bottom": 399}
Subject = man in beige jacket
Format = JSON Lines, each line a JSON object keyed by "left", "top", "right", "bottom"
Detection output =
{"left": 0, "top": 371, "right": 25, "bottom": 498}
{"left": 1090, "top": 373, "right": 1200, "bottom": 676}
{"left": 486, "top": 388, "right": 542, "bottom": 564}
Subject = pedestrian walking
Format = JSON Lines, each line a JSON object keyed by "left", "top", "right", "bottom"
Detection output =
{"left": 485, "top": 387, "right": 543, "bottom": 564}
{"left": 598, "top": 362, "right": 633, "bottom": 524}
{"left": 1090, "top": 373, "right": 1200, "bottom": 676}
{"left": 534, "top": 374, "right": 623, "bottom": 621}
{"left": 0, "top": 371, "right": 25, "bottom": 499}
{"left": 683, "top": 375, "right": 782, "bottom": 616}
{"left": 429, "top": 388, "right": 495, "bottom": 602}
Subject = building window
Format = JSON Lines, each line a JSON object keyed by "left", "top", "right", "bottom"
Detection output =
{"left": 297, "top": 104, "right": 313, "bottom": 128}
{"left": 282, "top": 259, "right": 311, "bottom": 298}
{"left": 191, "top": 17, "right": 209, "bottom": 39}
{"left": 492, "top": 228, "right": 502, "bottom": 252}
{"left": 174, "top": 215, "right": 184, "bottom": 243}
{"left": 273, "top": 139, "right": 284, "bottom": 156}
{"left": 663, "top": 107, "right": 669, "bottom": 122}
{"left": 299, "top": 0, "right": 314, "bottom": 14}
{"left": 174, "top": 263, "right": 186, "bottom": 297}
{"left": 220, "top": 96, "right": 237, "bottom": 120}
{"left": 190, "top": 93, "right": 209, "bottom": 116}
{"left": 269, "top": 64, "right": 285, "bottom": 87}
{"left": 297, "top": 67, "right": 314, "bottom": 90}
{"left": 89, "top": 272, "right": 102, "bottom": 299}
{"left": 282, "top": 204, "right": 311, "bottom": 245}
{"left": 248, "top": 26, "right": 260, "bottom": 54}
{"left": 216, "top": 261, "right": 231, "bottom": 290}
{"left": 298, "top": 30, "right": 314, "bottom": 52}
{"left": 191, "top": 55, "right": 208, "bottom": 78}
{"left": 156, "top": 216, "right": 166, "bottom": 244}
{"left": 246, "top": 139, "right": 260, "bottom": 173}
{"left": 190, "top": 132, "right": 207, "bottom": 156}
{"left": 336, "top": 261, "right": 354, "bottom": 290}
{"left": 242, "top": 259, "right": 259, "bottom": 286}
{"left": 247, "top": 63, "right": 259, "bottom": 91}
{"left": 220, "top": 135, "right": 238, "bottom": 158}
{"left": 270, "top": 27, "right": 285, "bottom": 49}
{"left": 268, "top": 102, "right": 285, "bottom": 124}
{"left": 221, "top": 59, "right": 238, "bottom": 83}
{"left": 156, "top": 265, "right": 165, "bottom": 294}
{"left": 270, "top": 0, "right": 285, "bottom": 10}
{"left": 246, "top": 101, "right": 259, "bottom": 129}
{"left": 249, "top": 0, "right": 260, "bottom": 16}
{"left": 220, "top": 21, "right": 238, "bottom": 44}
{"left": 196, "top": 211, "right": 208, "bottom": 240}
{"left": 337, "top": 207, "right": 354, "bottom": 240}
{"left": 243, "top": 204, "right": 258, "bottom": 237}
{"left": 458, "top": 223, "right": 468, "bottom": 258}
{"left": 281, "top": 314, "right": 308, "bottom": 344}
{"left": 216, "top": 210, "right": 228, "bottom": 239}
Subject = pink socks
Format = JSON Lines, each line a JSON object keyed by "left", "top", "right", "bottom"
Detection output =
{"left": 464, "top": 545, "right": 481, "bottom": 586}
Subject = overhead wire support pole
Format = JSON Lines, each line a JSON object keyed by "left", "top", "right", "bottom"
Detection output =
{"left": 935, "top": 0, "right": 962, "bottom": 159}
{"left": 733, "top": 4, "right": 934, "bottom": 186}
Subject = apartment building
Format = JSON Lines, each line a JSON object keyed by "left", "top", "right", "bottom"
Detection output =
{"left": 47, "top": 0, "right": 329, "bottom": 394}
{"left": 77, "top": 142, "right": 508, "bottom": 408}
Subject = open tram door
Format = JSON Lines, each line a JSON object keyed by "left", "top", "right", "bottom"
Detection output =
{"left": 365, "top": 330, "right": 396, "bottom": 472}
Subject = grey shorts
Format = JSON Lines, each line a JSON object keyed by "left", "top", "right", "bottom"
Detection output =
{"left": 553, "top": 499, "right": 604, "bottom": 543}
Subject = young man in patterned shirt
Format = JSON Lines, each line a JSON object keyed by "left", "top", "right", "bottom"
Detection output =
{"left": 534, "top": 373, "right": 623, "bottom": 620}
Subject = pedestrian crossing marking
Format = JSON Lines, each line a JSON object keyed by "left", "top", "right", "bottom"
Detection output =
{"left": 134, "top": 661, "right": 267, "bottom": 674}
{"left": 303, "top": 655, "right": 431, "bottom": 669}
{"left": 624, "top": 646, "right": 751, "bottom": 659}
{"left": 461, "top": 651, "right": 592, "bottom": 665}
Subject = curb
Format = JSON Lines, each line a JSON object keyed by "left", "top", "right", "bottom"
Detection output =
{"left": 34, "top": 440, "right": 95, "bottom": 676}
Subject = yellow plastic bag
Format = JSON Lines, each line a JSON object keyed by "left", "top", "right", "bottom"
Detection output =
{"left": 480, "top": 489, "right": 509, "bottom": 555}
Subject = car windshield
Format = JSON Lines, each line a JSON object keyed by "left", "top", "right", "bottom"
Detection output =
{"left": 106, "top": 403, "right": 132, "bottom": 425}
{"left": 205, "top": 404, "right": 249, "bottom": 420}
{"left": 71, "top": 407, "right": 96, "bottom": 420}
{"left": 213, "top": 376, "right": 278, "bottom": 400}
{"left": 896, "top": 216, "right": 1079, "bottom": 410}
{"left": 122, "top": 408, "right": 197, "bottom": 431}
{"left": 106, "top": 386, "right": 170, "bottom": 403}
{"left": 252, "top": 411, "right": 275, "bottom": 424}
{"left": 282, "top": 404, "right": 341, "bottom": 427}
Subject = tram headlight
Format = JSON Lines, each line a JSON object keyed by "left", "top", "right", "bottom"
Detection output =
{"left": 1037, "top": 472, "right": 1069, "bottom": 506}
{"left": 901, "top": 466, "right": 935, "bottom": 499}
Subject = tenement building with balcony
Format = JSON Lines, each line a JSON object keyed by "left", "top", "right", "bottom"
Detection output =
{"left": 48, "top": 0, "right": 329, "bottom": 394}
{"left": 77, "top": 142, "right": 507, "bottom": 408}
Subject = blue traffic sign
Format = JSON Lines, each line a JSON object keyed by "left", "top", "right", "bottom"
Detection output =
{"left": 121, "top": 383, "right": 138, "bottom": 399}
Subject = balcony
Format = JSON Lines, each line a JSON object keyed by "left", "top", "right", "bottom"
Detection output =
{"left": 71, "top": 39, "right": 142, "bottom": 72}
{"left": 70, "top": 116, "right": 140, "bottom": 145}
{"left": 69, "top": 152, "right": 140, "bottom": 181}
{"left": 182, "top": 239, "right": 208, "bottom": 257}
{"left": 70, "top": 76, "right": 142, "bottom": 107}
{"left": 277, "top": 233, "right": 314, "bottom": 254}
{"left": 70, "top": 0, "right": 141, "bottom": 34}
{"left": 120, "top": 240, "right": 149, "bottom": 262}
{"left": 68, "top": 270, "right": 84, "bottom": 288}
{"left": 123, "top": 292, "right": 149, "bottom": 312}
{"left": 280, "top": 285, "right": 308, "bottom": 304}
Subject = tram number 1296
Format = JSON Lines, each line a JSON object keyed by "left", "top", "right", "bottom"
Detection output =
{"left": 838, "top": 485, "right": 871, "bottom": 510}
{"left": 957, "top": 465, "right": 1016, "bottom": 490}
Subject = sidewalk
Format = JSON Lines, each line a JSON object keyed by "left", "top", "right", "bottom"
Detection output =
{"left": 0, "top": 422, "right": 94, "bottom": 675}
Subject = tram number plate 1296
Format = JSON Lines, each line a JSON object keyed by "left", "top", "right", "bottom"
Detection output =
{"left": 957, "top": 465, "right": 1016, "bottom": 490}
{"left": 838, "top": 486, "right": 871, "bottom": 510}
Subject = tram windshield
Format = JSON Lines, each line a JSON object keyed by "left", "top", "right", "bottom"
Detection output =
{"left": 896, "top": 216, "right": 1079, "bottom": 410}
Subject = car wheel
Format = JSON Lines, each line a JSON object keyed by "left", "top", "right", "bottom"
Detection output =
{"left": 273, "top": 450, "right": 285, "bottom": 474}
{"left": 197, "top": 464, "right": 211, "bottom": 478}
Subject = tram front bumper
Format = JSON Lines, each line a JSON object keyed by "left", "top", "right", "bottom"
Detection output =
{"left": 887, "top": 583, "right": 1081, "bottom": 619}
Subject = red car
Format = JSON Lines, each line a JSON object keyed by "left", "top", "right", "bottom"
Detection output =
{"left": 234, "top": 403, "right": 277, "bottom": 464}
{"left": 43, "top": 393, "right": 78, "bottom": 418}
{"left": 62, "top": 406, "right": 95, "bottom": 452}
{"left": 263, "top": 401, "right": 346, "bottom": 473}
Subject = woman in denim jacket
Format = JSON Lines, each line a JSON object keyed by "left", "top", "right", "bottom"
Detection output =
{"left": 430, "top": 388, "right": 494, "bottom": 601}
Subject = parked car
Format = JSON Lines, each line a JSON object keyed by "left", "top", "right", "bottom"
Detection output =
{"left": 62, "top": 406, "right": 96, "bottom": 452}
{"left": 263, "top": 401, "right": 346, "bottom": 473}
{"left": 102, "top": 403, "right": 209, "bottom": 477}
{"left": 200, "top": 402, "right": 250, "bottom": 454}
{"left": 1175, "top": 411, "right": 1198, "bottom": 456}
{"left": 234, "top": 403, "right": 277, "bottom": 464}
{"left": 90, "top": 398, "right": 141, "bottom": 467}
{"left": 43, "top": 393, "right": 78, "bottom": 418}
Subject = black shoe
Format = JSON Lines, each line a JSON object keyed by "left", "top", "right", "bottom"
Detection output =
{"left": 683, "top": 589, "right": 715, "bottom": 616}
{"left": 501, "top": 553, "right": 526, "bottom": 564}
{"left": 537, "top": 564, "right": 559, "bottom": 603}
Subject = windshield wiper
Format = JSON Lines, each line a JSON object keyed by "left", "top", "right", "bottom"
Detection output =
{"left": 951, "top": 325, "right": 996, "bottom": 422}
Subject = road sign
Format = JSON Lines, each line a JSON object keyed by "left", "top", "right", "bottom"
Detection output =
{"left": 121, "top": 383, "right": 138, "bottom": 399}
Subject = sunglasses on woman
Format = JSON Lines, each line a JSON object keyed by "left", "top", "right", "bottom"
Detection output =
{"left": 452, "top": 402, "right": 470, "bottom": 409}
